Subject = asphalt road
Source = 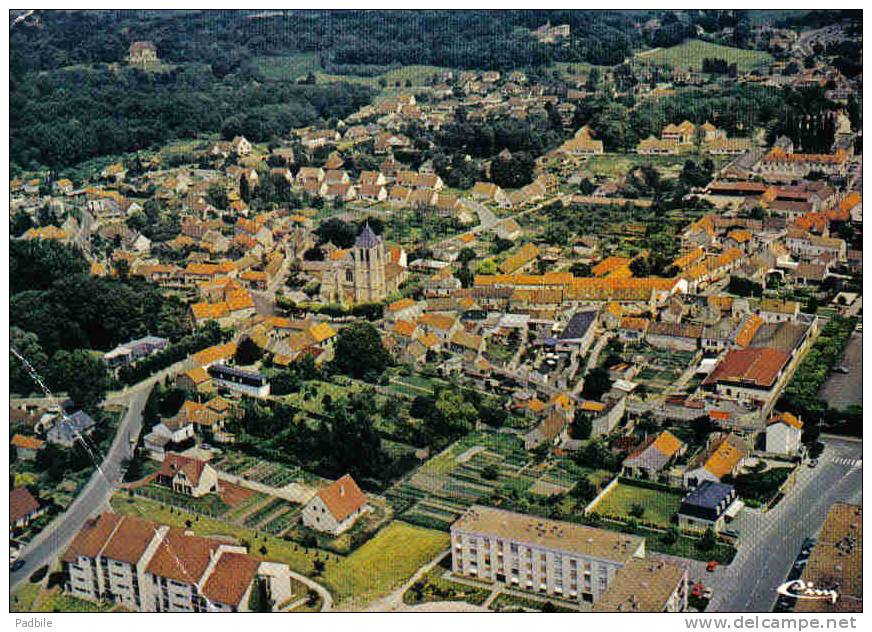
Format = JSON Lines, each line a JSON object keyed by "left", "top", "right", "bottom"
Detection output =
{"left": 707, "top": 436, "right": 862, "bottom": 612}
{"left": 10, "top": 385, "right": 152, "bottom": 591}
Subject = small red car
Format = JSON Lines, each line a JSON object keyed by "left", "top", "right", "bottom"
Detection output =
{"left": 706, "top": 561, "right": 719, "bottom": 572}
{"left": 691, "top": 583, "right": 705, "bottom": 598}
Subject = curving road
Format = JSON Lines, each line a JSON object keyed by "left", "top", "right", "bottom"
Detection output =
{"left": 10, "top": 385, "right": 152, "bottom": 591}
{"left": 10, "top": 356, "right": 196, "bottom": 592}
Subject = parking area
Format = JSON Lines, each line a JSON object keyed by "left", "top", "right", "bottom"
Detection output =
{"left": 818, "top": 331, "right": 862, "bottom": 409}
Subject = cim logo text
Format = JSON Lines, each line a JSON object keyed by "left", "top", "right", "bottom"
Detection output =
{"left": 776, "top": 579, "right": 839, "bottom": 604}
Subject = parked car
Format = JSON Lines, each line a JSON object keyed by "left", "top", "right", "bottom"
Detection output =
{"left": 10, "top": 559, "right": 25, "bottom": 572}
{"left": 706, "top": 560, "right": 719, "bottom": 572}
{"left": 832, "top": 366, "right": 849, "bottom": 374}
{"left": 722, "top": 528, "right": 740, "bottom": 539}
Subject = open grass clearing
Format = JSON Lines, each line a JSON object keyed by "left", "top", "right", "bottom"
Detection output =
{"left": 593, "top": 481, "right": 684, "bottom": 527}
{"left": 635, "top": 39, "right": 773, "bottom": 72}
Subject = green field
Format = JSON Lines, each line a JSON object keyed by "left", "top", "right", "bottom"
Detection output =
{"left": 584, "top": 153, "right": 730, "bottom": 179}
{"left": 323, "top": 520, "right": 450, "bottom": 606}
{"left": 254, "top": 53, "right": 321, "bottom": 81}
{"left": 636, "top": 39, "right": 773, "bottom": 72}
{"left": 593, "top": 481, "right": 684, "bottom": 527}
{"left": 254, "top": 54, "right": 457, "bottom": 92}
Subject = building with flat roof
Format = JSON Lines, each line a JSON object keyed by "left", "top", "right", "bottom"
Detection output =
{"left": 592, "top": 557, "right": 688, "bottom": 612}
{"left": 451, "top": 505, "right": 645, "bottom": 604}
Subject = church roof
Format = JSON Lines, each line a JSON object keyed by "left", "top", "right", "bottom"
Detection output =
{"left": 355, "top": 223, "right": 381, "bottom": 248}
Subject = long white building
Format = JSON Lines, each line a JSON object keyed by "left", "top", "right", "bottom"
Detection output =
{"left": 451, "top": 505, "right": 645, "bottom": 604}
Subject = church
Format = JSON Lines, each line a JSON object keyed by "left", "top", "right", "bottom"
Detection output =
{"left": 319, "top": 224, "right": 405, "bottom": 305}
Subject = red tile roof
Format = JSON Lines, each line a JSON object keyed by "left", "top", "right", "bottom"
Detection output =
{"left": 201, "top": 552, "right": 260, "bottom": 607}
{"left": 703, "top": 348, "right": 791, "bottom": 389}
{"left": 10, "top": 487, "right": 40, "bottom": 524}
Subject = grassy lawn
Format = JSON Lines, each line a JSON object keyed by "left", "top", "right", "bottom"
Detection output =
{"left": 636, "top": 39, "right": 773, "bottom": 72}
{"left": 322, "top": 520, "right": 449, "bottom": 607}
{"left": 593, "top": 481, "right": 683, "bottom": 527}
{"left": 10, "top": 583, "right": 42, "bottom": 612}
{"left": 585, "top": 153, "right": 701, "bottom": 179}
{"left": 12, "top": 585, "right": 118, "bottom": 613}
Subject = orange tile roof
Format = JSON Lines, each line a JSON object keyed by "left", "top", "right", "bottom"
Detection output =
{"left": 417, "top": 332, "right": 440, "bottom": 348}
{"left": 734, "top": 315, "right": 764, "bottom": 348}
{"left": 62, "top": 513, "right": 124, "bottom": 563}
{"left": 11, "top": 434, "right": 44, "bottom": 451}
{"left": 619, "top": 317, "right": 649, "bottom": 331}
{"left": 393, "top": 320, "right": 417, "bottom": 337}
{"left": 651, "top": 430, "right": 683, "bottom": 458}
{"left": 418, "top": 313, "right": 456, "bottom": 331}
{"left": 769, "top": 411, "right": 803, "bottom": 429}
{"left": 316, "top": 474, "right": 367, "bottom": 522}
{"left": 101, "top": 514, "right": 159, "bottom": 565}
{"left": 191, "top": 302, "right": 229, "bottom": 320}
{"left": 192, "top": 342, "right": 238, "bottom": 367}
{"left": 226, "top": 290, "right": 254, "bottom": 312}
{"left": 592, "top": 256, "right": 631, "bottom": 277}
{"left": 307, "top": 322, "right": 336, "bottom": 343}
{"left": 500, "top": 242, "right": 540, "bottom": 274}
{"left": 701, "top": 436, "right": 747, "bottom": 479}
{"left": 387, "top": 298, "right": 415, "bottom": 312}
{"left": 182, "top": 366, "right": 211, "bottom": 385}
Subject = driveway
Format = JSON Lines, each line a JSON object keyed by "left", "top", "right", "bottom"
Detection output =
{"left": 706, "top": 437, "right": 862, "bottom": 612}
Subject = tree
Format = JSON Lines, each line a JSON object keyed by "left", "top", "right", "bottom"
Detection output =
{"left": 570, "top": 412, "right": 592, "bottom": 440}
{"left": 570, "top": 476, "right": 596, "bottom": 501}
{"left": 581, "top": 367, "right": 612, "bottom": 400}
{"left": 697, "top": 527, "right": 717, "bottom": 551}
{"left": 240, "top": 174, "right": 251, "bottom": 203}
{"left": 316, "top": 217, "right": 357, "bottom": 248}
{"left": 50, "top": 349, "right": 110, "bottom": 411}
{"left": 437, "top": 389, "right": 476, "bottom": 429}
{"left": 10, "top": 327, "right": 49, "bottom": 396}
{"left": 235, "top": 336, "right": 263, "bottom": 365}
{"left": 331, "top": 320, "right": 390, "bottom": 380}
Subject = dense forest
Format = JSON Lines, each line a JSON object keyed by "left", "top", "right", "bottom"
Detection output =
{"left": 9, "top": 9, "right": 858, "bottom": 171}
{"left": 9, "top": 241, "right": 193, "bottom": 406}
{"left": 10, "top": 65, "right": 374, "bottom": 170}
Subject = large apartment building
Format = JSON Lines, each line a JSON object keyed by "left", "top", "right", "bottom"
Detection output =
{"left": 451, "top": 505, "right": 645, "bottom": 604}
{"left": 62, "top": 512, "right": 292, "bottom": 612}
